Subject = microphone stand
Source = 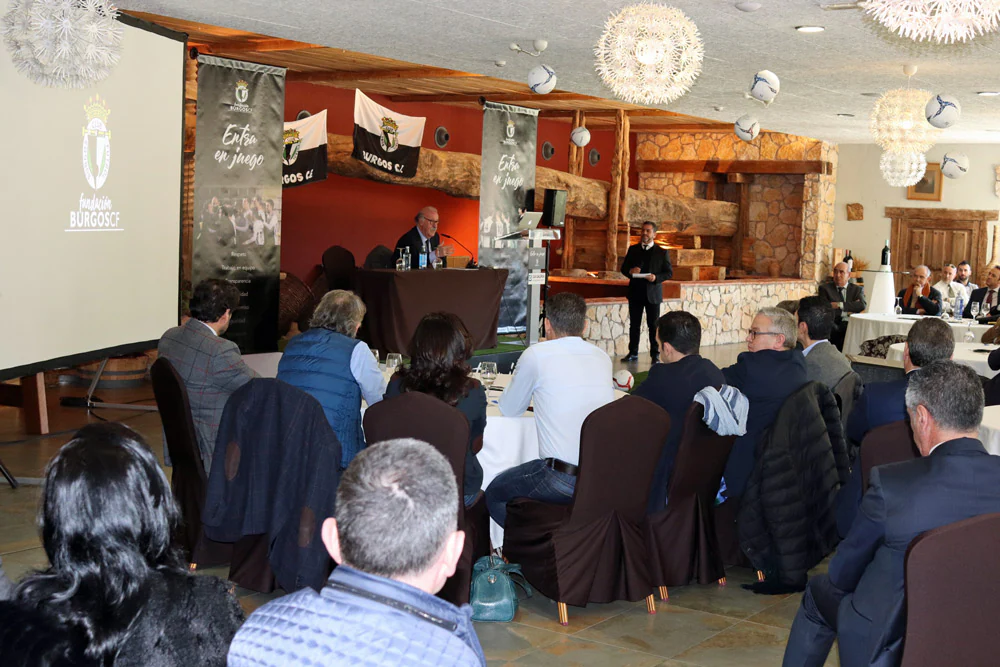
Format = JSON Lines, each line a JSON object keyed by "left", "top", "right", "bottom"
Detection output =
{"left": 440, "top": 233, "right": 479, "bottom": 268}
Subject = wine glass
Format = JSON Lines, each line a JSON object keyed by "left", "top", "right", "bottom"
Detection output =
{"left": 971, "top": 302, "right": 981, "bottom": 320}
{"left": 894, "top": 297, "right": 903, "bottom": 316}
{"left": 479, "top": 362, "right": 498, "bottom": 391}
{"left": 965, "top": 323, "right": 976, "bottom": 344}
{"left": 385, "top": 353, "right": 403, "bottom": 376}
{"left": 371, "top": 348, "right": 380, "bottom": 366}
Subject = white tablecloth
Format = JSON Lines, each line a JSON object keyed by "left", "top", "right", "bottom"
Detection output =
{"left": 978, "top": 406, "right": 1000, "bottom": 455}
{"left": 887, "top": 342, "right": 998, "bottom": 378}
{"left": 844, "top": 314, "right": 992, "bottom": 357}
{"left": 243, "top": 352, "right": 282, "bottom": 378}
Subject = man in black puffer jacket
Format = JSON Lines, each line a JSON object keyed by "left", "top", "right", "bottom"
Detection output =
{"left": 738, "top": 381, "right": 851, "bottom": 593}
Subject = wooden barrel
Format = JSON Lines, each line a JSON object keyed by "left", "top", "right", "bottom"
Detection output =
{"left": 71, "top": 354, "right": 153, "bottom": 389}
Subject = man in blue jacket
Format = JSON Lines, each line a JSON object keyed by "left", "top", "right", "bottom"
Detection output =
{"left": 229, "top": 439, "right": 486, "bottom": 667}
{"left": 783, "top": 361, "right": 1000, "bottom": 667}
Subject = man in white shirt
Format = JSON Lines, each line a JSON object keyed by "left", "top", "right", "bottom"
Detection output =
{"left": 932, "top": 263, "right": 965, "bottom": 314}
{"left": 956, "top": 260, "right": 979, "bottom": 299}
{"left": 485, "top": 293, "right": 614, "bottom": 526}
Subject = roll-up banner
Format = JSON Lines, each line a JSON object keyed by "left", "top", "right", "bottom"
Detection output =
{"left": 352, "top": 89, "right": 425, "bottom": 178}
{"left": 192, "top": 55, "right": 285, "bottom": 353}
{"left": 478, "top": 101, "right": 538, "bottom": 333}
{"left": 283, "top": 109, "right": 328, "bottom": 187}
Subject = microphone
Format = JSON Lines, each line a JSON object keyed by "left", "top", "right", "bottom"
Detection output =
{"left": 440, "top": 233, "right": 479, "bottom": 268}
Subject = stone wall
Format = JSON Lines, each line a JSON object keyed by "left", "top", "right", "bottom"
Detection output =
{"left": 584, "top": 279, "right": 816, "bottom": 356}
{"left": 750, "top": 174, "right": 803, "bottom": 277}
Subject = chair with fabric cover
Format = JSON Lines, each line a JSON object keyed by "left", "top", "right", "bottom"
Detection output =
{"left": 149, "top": 357, "right": 231, "bottom": 567}
{"left": 278, "top": 272, "right": 316, "bottom": 337}
{"left": 900, "top": 513, "right": 1000, "bottom": 667}
{"left": 833, "top": 370, "right": 863, "bottom": 433}
{"left": 860, "top": 420, "right": 918, "bottom": 492}
{"left": 858, "top": 334, "right": 908, "bottom": 359}
{"left": 364, "top": 244, "right": 395, "bottom": 269}
{"left": 647, "top": 404, "right": 735, "bottom": 598}
{"left": 362, "top": 392, "right": 489, "bottom": 606}
{"left": 322, "top": 245, "right": 356, "bottom": 291}
{"left": 502, "top": 395, "right": 670, "bottom": 625}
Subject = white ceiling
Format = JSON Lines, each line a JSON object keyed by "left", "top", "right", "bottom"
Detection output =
{"left": 117, "top": 0, "right": 1000, "bottom": 144}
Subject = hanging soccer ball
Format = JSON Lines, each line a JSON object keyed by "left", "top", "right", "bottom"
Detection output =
{"left": 528, "top": 64, "right": 557, "bottom": 94}
{"left": 570, "top": 126, "right": 592, "bottom": 147}
{"left": 735, "top": 114, "right": 760, "bottom": 142}
{"left": 925, "top": 93, "right": 962, "bottom": 128}
{"left": 749, "top": 70, "right": 780, "bottom": 104}
{"left": 612, "top": 370, "right": 634, "bottom": 391}
{"left": 941, "top": 152, "right": 970, "bottom": 179}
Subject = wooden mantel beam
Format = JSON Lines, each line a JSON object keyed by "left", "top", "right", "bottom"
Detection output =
{"left": 387, "top": 92, "right": 591, "bottom": 104}
{"left": 192, "top": 38, "right": 325, "bottom": 53}
{"left": 287, "top": 68, "right": 484, "bottom": 84}
{"left": 636, "top": 159, "right": 833, "bottom": 175}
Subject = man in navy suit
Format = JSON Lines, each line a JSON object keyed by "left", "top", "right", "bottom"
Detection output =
{"left": 837, "top": 317, "right": 954, "bottom": 535}
{"left": 721, "top": 307, "right": 808, "bottom": 500}
{"left": 634, "top": 311, "right": 724, "bottom": 511}
{"left": 393, "top": 206, "right": 454, "bottom": 269}
{"left": 783, "top": 361, "right": 1000, "bottom": 667}
{"left": 962, "top": 265, "right": 1000, "bottom": 320}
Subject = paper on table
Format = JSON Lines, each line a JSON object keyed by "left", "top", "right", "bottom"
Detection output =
{"left": 631, "top": 273, "right": 652, "bottom": 279}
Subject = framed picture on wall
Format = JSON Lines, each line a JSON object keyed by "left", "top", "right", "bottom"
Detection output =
{"left": 907, "top": 163, "right": 943, "bottom": 201}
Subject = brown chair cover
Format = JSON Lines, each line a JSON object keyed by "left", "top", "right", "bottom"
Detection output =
{"left": 900, "top": 513, "right": 1000, "bottom": 667}
{"left": 860, "top": 420, "right": 918, "bottom": 492}
{"left": 278, "top": 272, "right": 316, "bottom": 337}
{"left": 149, "top": 358, "right": 231, "bottom": 566}
{"left": 322, "top": 245, "right": 356, "bottom": 292}
{"left": 647, "top": 404, "right": 736, "bottom": 587}
{"left": 503, "top": 396, "right": 671, "bottom": 607}
{"left": 362, "top": 392, "right": 488, "bottom": 605}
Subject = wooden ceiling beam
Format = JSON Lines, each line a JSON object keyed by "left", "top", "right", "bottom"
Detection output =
{"left": 192, "top": 38, "right": 325, "bottom": 53}
{"left": 286, "top": 68, "right": 485, "bottom": 83}
{"left": 636, "top": 159, "right": 834, "bottom": 175}
{"left": 387, "top": 92, "right": 592, "bottom": 104}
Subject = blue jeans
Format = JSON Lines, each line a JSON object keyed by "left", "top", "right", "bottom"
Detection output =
{"left": 485, "top": 458, "right": 576, "bottom": 527}
{"left": 783, "top": 574, "right": 846, "bottom": 667}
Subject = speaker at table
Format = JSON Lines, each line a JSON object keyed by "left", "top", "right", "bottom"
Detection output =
{"left": 542, "top": 189, "right": 567, "bottom": 228}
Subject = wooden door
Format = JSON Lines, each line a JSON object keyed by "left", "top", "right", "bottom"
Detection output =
{"left": 887, "top": 208, "right": 996, "bottom": 292}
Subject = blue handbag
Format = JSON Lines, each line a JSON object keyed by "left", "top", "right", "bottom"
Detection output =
{"left": 470, "top": 555, "right": 532, "bottom": 622}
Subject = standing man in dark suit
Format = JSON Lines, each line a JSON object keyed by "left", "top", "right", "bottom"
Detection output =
{"left": 817, "top": 262, "right": 867, "bottom": 351}
{"left": 620, "top": 221, "right": 672, "bottom": 362}
{"left": 783, "top": 361, "right": 1000, "bottom": 667}
{"left": 158, "top": 279, "right": 259, "bottom": 470}
{"left": 393, "top": 206, "right": 454, "bottom": 269}
{"left": 963, "top": 265, "right": 1000, "bottom": 320}
{"left": 634, "top": 311, "right": 725, "bottom": 511}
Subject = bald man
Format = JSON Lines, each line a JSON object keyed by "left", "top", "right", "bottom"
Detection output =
{"left": 393, "top": 206, "right": 454, "bottom": 269}
{"left": 897, "top": 265, "right": 942, "bottom": 316}
{"left": 817, "top": 262, "right": 867, "bottom": 351}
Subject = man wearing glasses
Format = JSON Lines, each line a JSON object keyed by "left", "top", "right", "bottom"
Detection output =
{"left": 394, "top": 206, "right": 455, "bottom": 269}
{"left": 720, "top": 307, "right": 808, "bottom": 501}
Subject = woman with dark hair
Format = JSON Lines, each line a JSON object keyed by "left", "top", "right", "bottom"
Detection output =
{"left": 385, "top": 312, "right": 487, "bottom": 506}
{"left": 0, "top": 423, "right": 243, "bottom": 666}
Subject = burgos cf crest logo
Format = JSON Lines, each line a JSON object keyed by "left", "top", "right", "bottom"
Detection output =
{"left": 379, "top": 116, "right": 399, "bottom": 153}
{"left": 235, "top": 79, "right": 250, "bottom": 104}
{"left": 82, "top": 95, "right": 111, "bottom": 190}
{"left": 282, "top": 128, "right": 301, "bottom": 166}
{"left": 506, "top": 120, "right": 515, "bottom": 138}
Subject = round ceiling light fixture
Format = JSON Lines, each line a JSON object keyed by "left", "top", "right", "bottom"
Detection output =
{"left": 595, "top": 3, "right": 704, "bottom": 105}
{"left": 870, "top": 87, "right": 940, "bottom": 154}
{"left": 880, "top": 150, "right": 927, "bottom": 187}
{"left": 862, "top": 0, "right": 1000, "bottom": 44}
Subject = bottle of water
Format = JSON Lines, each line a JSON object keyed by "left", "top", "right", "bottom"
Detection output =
{"left": 418, "top": 248, "right": 428, "bottom": 269}
{"left": 955, "top": 295, "right": 965, "bottom": 321}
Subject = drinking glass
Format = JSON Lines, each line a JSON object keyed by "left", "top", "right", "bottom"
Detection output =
{"left": 965, "top": 323, "right": 976, "bottom": 343}
{"left": 479, "top": 362, "right": 498, "bottom": 391}
{"left": 395, "top": 258, "right": 406, "bottom": 271}
{"left": 971, "top": 302, "right": 981, "bottom": 320}
{"left": 371, "top": 348, "right": 380, "bottom": 366}
{"left": 385, "top": 353, "right": 403, "bottom": 376}
{"left": 433, "top": 258, "right": 443, "bottom": 270}
{"left": 893, "top": 297, "right": 903, "bottom": 316}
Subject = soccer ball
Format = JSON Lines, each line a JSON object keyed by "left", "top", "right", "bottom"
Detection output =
{"left": 570, "top": 126, "right": 591, "bottom": 147}
{"left": 925, "top": 93, "right": 961, "bottom": 129}
{"left": 734, "top": 114, "right": 760, "bottom": 142}
{"left": 749, "top": 70, "right": 780, "bottom": 104}
{"left": 613, "top": 370, "right": 634, "bottom": 391}
{"left": 528, "top": 64, "right": 557, "bottom": 94}
{"left": 941, "top": 152, "right": 970, "bottom": 179}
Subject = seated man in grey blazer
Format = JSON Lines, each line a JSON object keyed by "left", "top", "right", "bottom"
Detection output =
{"left": 797, "top": 296, "right": 852, "bottom": 390}
{"left": 817, "top": 262, "right": 867, "bottom": 351}
{"left": 158, "top": 279, "right": 259, "bottom": 470}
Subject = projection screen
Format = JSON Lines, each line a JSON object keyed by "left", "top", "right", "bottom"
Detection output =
{"left": 0, "top": 12, "right": 185, "bottom": 380}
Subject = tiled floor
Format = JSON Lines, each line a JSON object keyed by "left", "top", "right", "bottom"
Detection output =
{"left": 0, "top": 342, "right": 840, "bottom": 666}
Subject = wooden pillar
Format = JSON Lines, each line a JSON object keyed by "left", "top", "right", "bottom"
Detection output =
{"left": 729, "top": 173, "right": 752, "bottom": 272}
{"left": 0, "top": 374, "right": 49, "bottom": 435}
{"left": 181, "top": 55, "right": 198, "bottom": 313}
{"left": 606, "top": 110, "right": 629, "bottom": 272}
{"left": 563, "top": 112, "right": 585, "bottom": 270}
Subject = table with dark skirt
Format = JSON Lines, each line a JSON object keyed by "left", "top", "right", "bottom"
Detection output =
{"left": 355, "top": 268, "right": 509, "bottom": 354}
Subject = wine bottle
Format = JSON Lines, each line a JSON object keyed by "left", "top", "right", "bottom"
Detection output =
{"left": 881, "top": 239, "right": 891, "bottom": 267}
{"left": 844, "top": 248, "right": 854, "bottom": 272}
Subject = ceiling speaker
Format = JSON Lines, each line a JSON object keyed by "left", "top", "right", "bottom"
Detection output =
{"left": 296, "top": 109, "right": 312, "bottom": 120}
{"left": 541, "top": 141, "right": 555, "bottom": 160}
{"left": 434, "top": 126, "right": 450, "bottom": 148}
{"left": 588, "top": 148, "right": 601, "bottom": 166}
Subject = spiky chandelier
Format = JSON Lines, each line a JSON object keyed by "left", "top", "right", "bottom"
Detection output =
{"left": 863, "top": 0, "right": 1000, "bottom": 44}
{"left": 870, "top": 87, "right": 939, "bottom": 154}
{"left": 2, "top": 0, "right": 124, "bottom": 88}
{"left": 594, "top": 3, "right": 704, "bottom": 105}
{"left": 880, "top": 151, "right": 927, "bottom": 187}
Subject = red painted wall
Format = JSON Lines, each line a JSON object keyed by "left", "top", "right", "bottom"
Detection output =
{"left": 280, "top": 83, "right": 630, "bottom": 279}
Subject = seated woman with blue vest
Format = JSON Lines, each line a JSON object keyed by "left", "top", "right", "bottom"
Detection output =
{"left": 384, "top": 312, "right": 487, "bottom": 507}
{"left": 277, "top": 290, "right": 385, "bottom": 470}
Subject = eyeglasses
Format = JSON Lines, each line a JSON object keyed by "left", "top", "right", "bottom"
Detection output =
{"left": 747, "top": 330, "right": 781, "bottom": 340}
{"left": 420, "top": 216, "right": 440, "bottom": 224}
